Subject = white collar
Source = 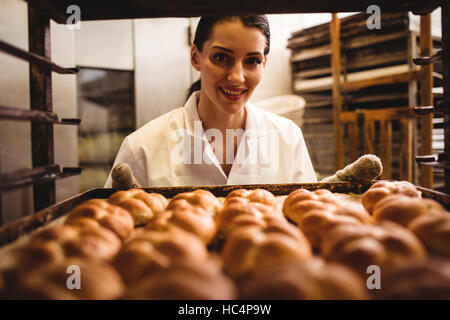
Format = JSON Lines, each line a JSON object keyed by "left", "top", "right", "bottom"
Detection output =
{"left": 183, "top": 91, "right": 266, "bottom": 140}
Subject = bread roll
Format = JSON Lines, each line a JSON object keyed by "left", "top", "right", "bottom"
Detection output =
{"left": 282, "top": 189, "right": 340, "bottom": 223}
{"left": 221, "top": 223, "right": 312, "bottom": 280}
{"left": 322, "top": 221, "right": 427, "bottom": 274}
{"left": 409, "top": 213, "right": 450, "bottom": 258}
{"left": 122, "top": 260, "right": 237, "bottom": 300}
{"left": 65, "top": 199, "right": 134, "bottom": 240}
{"left": 224, "top": 188, "right": 278, "bottom": 208}
{"left": 297, "top": 208, "right": 363, "bottom": 251}
{"left": 372, "top": 259, "right": 450, "bottom": 299}
{"left": 13, "top": 221, "right": 121, "bottom": 269}
{"left": 113, "top": 227, "right": 209, "bottom": 285}
{"left": 217, "top": 201, "right": 283, "bottom": 237}
{"left": 372, "top": 195, "right": 446, "bottom": 227}
{"left": 361, "top": 180, "right": 421, "bottom": 213}
{"left": 145, "top": 203, "right": 216, "bottom": 244}
{"left": 108, "top": 189, "right": 168, "bottom": 226}
{"left": 3, "top": 261, "right": 124, "bottom": 300}
{"left": 239, "top": 258, "right": 369, "bottom": 300}
{"left": 167, "top": 189, "right": 222, "bottom": 217}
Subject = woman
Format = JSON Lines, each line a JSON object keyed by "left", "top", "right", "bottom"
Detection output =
{"left": 105, "top": 15, "right": 316, "bottom": 187}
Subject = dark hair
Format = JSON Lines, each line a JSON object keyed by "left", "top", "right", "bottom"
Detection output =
{"left": 186, "top": 15, "right": 271, "bottom": 101}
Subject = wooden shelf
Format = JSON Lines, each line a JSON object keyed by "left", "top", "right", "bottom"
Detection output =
{"left": 0, "top": 39, "right": 79, "bottom": 74}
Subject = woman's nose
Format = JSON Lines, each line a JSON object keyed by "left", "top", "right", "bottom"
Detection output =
{"left": 226, "top": 62, "right": 245, "bottom": 84}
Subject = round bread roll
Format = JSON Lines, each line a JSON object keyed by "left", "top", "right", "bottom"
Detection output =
{"left": 224, "top": 188, "right": 278, "bottom": 208}
{"left": 3, "top": 261, "right": 124, "bottom": 300}
{"left": 113, "top": 227, "right": 209, "bottom": 285}
{"left": 13, "top": 221, "right": 121, "bottom": 269}
{"left": 219, "top": 210, "right": 288, "bottom": 240}
{"left": 108, "top": 189, "right": 168, "bottom": 226}
{"left": 221, "top": 223, "right": 312, "bottom": 280}
{"left": 372, "top": 195, "right": 446, "bottom": 227}
{"left": 122, "top": 260, "right": 236, "bottom": 300}
{"left": 145, "top": 203, "right": 216, "bottom": 244}
{"left": 239, "top": 258, "right": 369, "bottom": 300}
{"left": 409, "top": 213, "right": 450, "bottom": 258}
{"left": 297, "top": 208, "right": 363, "bottom": 251}
{"left": 282, "top": 189, "right": 340, "bottom": 224}
{"left": 372, "top": 259, "right": 450, "bottom": 299}
{"left": 322, "top": 221, "right": 427, "bottom": 274}
{"left": 167, "top": 189, "right": 222, "bottom": 217}
{"left": 217, "top": 200, "right": 283, "bottom": 236}
{"left": 361, "top": 180, "right": 421, "bottom": 213}
{"left": 65, "top": 199, "right": 134, "bottom": 240}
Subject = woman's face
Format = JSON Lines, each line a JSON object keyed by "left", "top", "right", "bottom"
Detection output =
{"left": 191, "top": 20, "right": 267, "bottom": 116}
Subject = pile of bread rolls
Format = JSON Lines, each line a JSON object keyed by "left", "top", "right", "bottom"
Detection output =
{"left": 0, "top": 181, "right": 449, "bottom": 300}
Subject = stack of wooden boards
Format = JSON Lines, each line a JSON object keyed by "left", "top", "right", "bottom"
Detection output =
{"left": 0, "top": 182, "right": 449, "bottom": 299}
{"left": 288, "top": 12, "right": 443, "bottom": 185}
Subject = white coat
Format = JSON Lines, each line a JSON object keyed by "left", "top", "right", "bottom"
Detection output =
{"left": 104, "top": 91, "right": 317, "bottom": 187}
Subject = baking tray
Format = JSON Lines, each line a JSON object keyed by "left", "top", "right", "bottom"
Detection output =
{"left": 0, "top": 181, "right": 448, "bottom": 247}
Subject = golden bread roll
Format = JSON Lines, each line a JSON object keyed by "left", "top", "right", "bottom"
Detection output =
{"left": 298, "top": 208, "right": 363, "bottom": 251}
{"left": 113, "top": 227, "right": 209, "bottom": 285}
{"left": 239, "top": 258, "right": 369, "bottom": 300}
{"left": 409, "top": 213, "right": 450, "bottom": 257}
{"left": 122, "top": 261, "right": 237, "bottom": 300}
{"left": 282, "top": 188, "right": 340, "bottom": 223}
{"left": 108, "top": 189, "right": 168, "bottom": 226}
{"left": 3, "top": 261, "right": 124, "bottom": 300}
{"left": 334, "top": 200, "right": 372, "bottom": 224}
{"left": 372, "top": 195, "right": 446, "bottom": 227}
{"left": 372, "top": 259, "right": 450, "bottom": 299}
{"left": 221, "top": 223, "right": 312, "bottom": 280}
{"left": 218, "top": 211, "right": 288, "bottom": 240}
{"left": 224, "top": 188, "right": 278, "bottom": 208}
{"left": 216, "top": 201, "right": 283, "bottom": 236}
{"left": 13, "top": 221, "right": 121, "bottom": 269}
{"left": 65, "top": 199, "right": 134, "bottom": 240}
{"left": 322, "top": 221, "right": 427, "bottom": 274}
{"left": 145, "top": 203, "right": 216, "bottom": 244}
{"left": 361, "top": 180, "right": 421, "bottom": 213}
{"left": 167, "top": 189, "right": 222, "bottom": 216}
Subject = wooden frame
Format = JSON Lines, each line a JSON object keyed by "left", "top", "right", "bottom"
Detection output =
{"left": 329, "top": 13, "right": 436, "bottom": 186}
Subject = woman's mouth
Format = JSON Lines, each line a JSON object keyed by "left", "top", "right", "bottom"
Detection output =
{"left": 219, "top": 86, "right": 247, "bottom": 101}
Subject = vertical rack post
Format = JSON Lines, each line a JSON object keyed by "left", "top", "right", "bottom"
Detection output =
{"left": 330, "top": 13, "right": 344, "bottom": 170}
{"left": 419, "top": 14, "right": 434, "bottom": 188}
{"left": 28, "top": 4, "right": 55, "bottom": 211}
{"left": 442, "top": 1, "right": 450, "bottom": 193}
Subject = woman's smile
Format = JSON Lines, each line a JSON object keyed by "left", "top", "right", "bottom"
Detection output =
{"left": 218, "top": 86, "right": 248, "bottom": 101}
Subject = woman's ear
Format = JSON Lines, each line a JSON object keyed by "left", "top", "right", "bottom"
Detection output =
{"left": 191, "top": 45, "right": 201, "bottom": 71}
{"left": 263, "top": 55, "right": 268, "bottom": 68}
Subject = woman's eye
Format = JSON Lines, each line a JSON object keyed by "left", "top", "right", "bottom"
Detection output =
{"left": 246, "top": 57, "right": 262, "bottom": 66}
{"left": 213, "top": 53, "right": 228, "bottom": 63}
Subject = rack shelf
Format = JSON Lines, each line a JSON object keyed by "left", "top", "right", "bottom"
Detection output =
{"left": 26, "top": 0, "right": 440, "bottom": 22}
{"left": 0, "top": 165, "right": 82, "bottom": 192}
{"left": 0, "top": 39, "right": 79, "bottom": 74}
{"left": 0, "top": 105, "right": 80, "bottom": 124}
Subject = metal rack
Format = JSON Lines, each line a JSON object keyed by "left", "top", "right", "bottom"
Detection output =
{"left": 0, "top": 3, "right": 81, "bottom": 222}
{"left": 1, "top": 0, "right": 448, "bottom": 223}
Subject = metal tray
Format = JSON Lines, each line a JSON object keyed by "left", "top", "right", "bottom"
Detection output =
{"left": 0, "top": 181, "right": 448, "bottom": 247}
